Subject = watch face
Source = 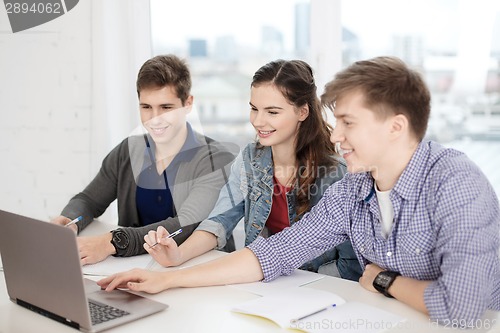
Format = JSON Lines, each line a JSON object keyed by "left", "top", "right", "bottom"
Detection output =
{"left": 375, "top": 273, "right": 392, "bottom": 288}
{"left": 112, "top": 231, "right": 129, "bottom": 250}
{"left": 373, "top": 271, "right": 399, "bottom": 298}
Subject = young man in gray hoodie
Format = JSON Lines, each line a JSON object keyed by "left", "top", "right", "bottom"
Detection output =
{"left": 52, "top": 54, "right": 237, "bottom": 265}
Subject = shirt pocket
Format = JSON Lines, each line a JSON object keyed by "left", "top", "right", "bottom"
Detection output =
{"left": 397, "top": 230, "right": 436, "bottom": 278}
{"left": 248, "top": 187, "right": 263, "bottom": 216}
{"left": 248, "top": 188, "right": 262, "bottom": 203}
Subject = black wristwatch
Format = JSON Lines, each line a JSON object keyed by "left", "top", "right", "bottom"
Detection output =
{"left": 373, "top": 270, "right": 400, "bottom": 298}
{"left": 110, "top": 229, "right": 129, "bottom": 257}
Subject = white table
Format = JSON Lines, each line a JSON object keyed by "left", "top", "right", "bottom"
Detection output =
{"left": 1, "top": 221, "right": 499, "bottom": 333}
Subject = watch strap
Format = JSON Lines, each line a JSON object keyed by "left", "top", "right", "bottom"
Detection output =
{"left": 373, "top": 270, "right": 400, "bottom": 298}
{"left": 110, "top": 229, "right": 129, "bottom": 257}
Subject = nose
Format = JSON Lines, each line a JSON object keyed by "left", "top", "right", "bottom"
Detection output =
{"left": 151, "top": 108, "right": 162, "bottom": 119}
{"left": 330, "top": 125, "right": 344, "bottom": 145}
{"left": 146, "top": 107, "right": 166, "bottom": 126}
{"left": 251, "top": 110, "right": 265, "bottom": 127}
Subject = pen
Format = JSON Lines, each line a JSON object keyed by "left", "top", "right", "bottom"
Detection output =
{"left": 292, "top": 304, "right": 336, "bottom": 322}
{"left": 149, "top": 228, "right": 183, "bottom": 248}
{"left": 65, "top": 216, "right": 82, "bottom": 227}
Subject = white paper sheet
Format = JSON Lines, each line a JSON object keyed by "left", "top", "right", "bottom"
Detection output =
{"left": 82, "top": 253, "right": 157, "bottom": 276}
{"left": 232, "top": 288, "right": 405, "bottom": 332}
{"left": 232, "top": 287, "right": 345, "bottom": 328}
{"left": 228, "top": 269, "right": 325, "bottom": 296}
{"left": 295, "top": 301, "right": 406, "bottom": 333}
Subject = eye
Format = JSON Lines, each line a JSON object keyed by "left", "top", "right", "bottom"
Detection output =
{"left": 268, "top": 110, "right": 279, "bottom": 115}
{"left": 141, "top": 105, "right": 151, "bottom": 110}
{"left": 250, "top": 106, "right": 257, "bottom": 112}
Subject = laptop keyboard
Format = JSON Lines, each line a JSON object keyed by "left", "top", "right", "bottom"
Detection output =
{"left": 89, "top": 300, "right": 130, "bottom": 325}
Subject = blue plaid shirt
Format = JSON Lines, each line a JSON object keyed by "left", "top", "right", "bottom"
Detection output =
{"left": 248, "top": 140, "right": 500, "bottom": 324}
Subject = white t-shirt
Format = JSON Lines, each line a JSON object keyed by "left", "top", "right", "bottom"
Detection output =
{"left": 375, "top": 183, "right": 394, "bottom": 238}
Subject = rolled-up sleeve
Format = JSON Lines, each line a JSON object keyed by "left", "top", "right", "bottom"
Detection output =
{"left": 196, "top": 218, "right": 231, "bottom": 248}
{"left": 196, "top": 151, "right": 246, "bottom": 249}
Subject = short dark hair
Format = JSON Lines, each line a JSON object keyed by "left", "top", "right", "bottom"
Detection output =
{"left": 321, "top": 56, "right": 431, "bottom": 141}
{"left": 136, "top": 54, "right": 192, "bottom": 104}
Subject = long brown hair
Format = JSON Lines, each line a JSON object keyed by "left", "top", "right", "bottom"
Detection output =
{"left": 252, "top": 60, "right": 337, "bottom": 217}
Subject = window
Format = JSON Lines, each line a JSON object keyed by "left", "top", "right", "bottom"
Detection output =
{"left": 150, "top": 0, "right": 500, "bottom": 196}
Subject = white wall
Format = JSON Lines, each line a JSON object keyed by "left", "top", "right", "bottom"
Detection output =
{"left": 0, "top": 0, "right": 151, "bottom": 220}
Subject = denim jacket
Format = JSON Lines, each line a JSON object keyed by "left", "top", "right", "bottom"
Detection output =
{"left": 197, "top": 143, "right": 362, "bottom": 280}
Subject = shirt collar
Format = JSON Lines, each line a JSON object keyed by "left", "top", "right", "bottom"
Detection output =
{"left": 251, "top": 145, "right": 273, "bottom": 173}
{"left": 144, "top": 122, "right": 201, "bottom": 167}
{"left": 391, "top": 140, "right": 430, "bottom": 201}
{"left": 355, "top": 173, "right": 376, "bottom": 202}
{"left": 355, "top": 140, "right": 429, "bottom": 202}
{"left": 173, "top": 122, "right": 202, "bottom": 164}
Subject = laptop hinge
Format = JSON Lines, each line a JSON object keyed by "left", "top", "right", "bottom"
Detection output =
{"left": 17, "top": 298, "right": 80, "bottom": 330}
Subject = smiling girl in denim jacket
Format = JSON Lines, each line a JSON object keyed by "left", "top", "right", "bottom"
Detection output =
{"left": 143, "top": 59, "right": 362, "bottom": 281}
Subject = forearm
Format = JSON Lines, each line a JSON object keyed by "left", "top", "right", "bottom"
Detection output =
{"left": 61, "top": 196, "right": 97, "bottom": 232}
{"left": 62, "top": 168, "right": 120, "bottom": 232}
{"left": 119, "top": 217, "right": 185, "bottom": 257}
{"left": 168, "top": 248, "right": 264, "bottom": 288}
{"left": 178, "top": 230, "right": 218, "bottom": 264}
{"left": 389, "top": 276, "right": 430, "bottom": 315}
{"left": 361, "top": 264, "right": 431, "bottom": 315}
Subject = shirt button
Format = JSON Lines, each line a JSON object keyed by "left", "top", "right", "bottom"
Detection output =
{"left": 386, "top": 251, "right": 392, "bottom": 257}
{"left": 359, "top": 247, "right": 365, "bottom": 253}
{"left": 415, "top": 248, "right": 421, "bottom": 255}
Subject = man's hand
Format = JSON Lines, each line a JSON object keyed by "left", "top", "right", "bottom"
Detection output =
{"left": 359, "top": 263, "right": 384, "bottom": 292}
{"left": 360, "top": 263, "right": 431, "bottom": 315}
{"left": 77, "top": 232, "right": 115, "bottom": 265}
{"left": 51, "top": 215, "right": 78, "bottom": 234}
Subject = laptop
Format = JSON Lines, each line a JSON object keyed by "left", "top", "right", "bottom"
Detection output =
{"left": 0, "top": 209, "right": 168, "bottom": 332}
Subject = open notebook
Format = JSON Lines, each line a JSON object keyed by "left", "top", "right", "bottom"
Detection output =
{"left": 231, "top": 287, "right": 405, "bottom": 333}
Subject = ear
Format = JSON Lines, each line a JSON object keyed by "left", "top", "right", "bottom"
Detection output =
{"left": 389, "top": 114, "right": 408, "bottom": 138}
{"left": 184, "top": 95, "right": 194, "bottom": 114}
{"left": 298, "top": 104, "right": 309, "bottom": 122}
